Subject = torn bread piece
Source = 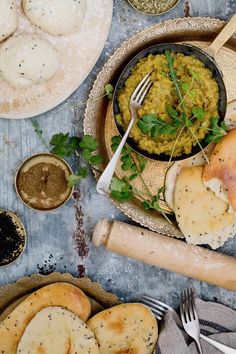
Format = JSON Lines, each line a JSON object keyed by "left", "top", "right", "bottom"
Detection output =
{"left": 165, "top": 144, "right": 214, "bottom": 211}
{"left": 203, "top": 129, "right": 236, "bottom": 214}
{"left": 0, "top": 282, "right": 91, "bottom": 354}
{"left": 224, "top": 100, "right": 236, "bottom": 128}
{"left": 175, "top": 165, "right": 236, "bottom": 249}
{"left": 87, "top": 303, "right": 158, "bottom": 354}
{"left": 17, "top": 307, "right": 99, "bottom": 354}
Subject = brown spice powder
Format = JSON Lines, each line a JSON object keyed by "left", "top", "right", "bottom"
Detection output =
{"left": 17, "top": 162, "right": 69, "bottom": 210}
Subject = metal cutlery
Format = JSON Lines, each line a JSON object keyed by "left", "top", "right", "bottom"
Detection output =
{"left": 141, "top": 294, "right": 236, "bottom": 354}
{"left": 180, "top": 288, "right": 203, "bottom": 354}
{"left": 96, "top": 73, "right": 152, "bottom": 195}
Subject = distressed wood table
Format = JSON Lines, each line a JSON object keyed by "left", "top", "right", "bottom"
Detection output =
{"left": 0, "top": 0, "right": 236, "bottom": 309}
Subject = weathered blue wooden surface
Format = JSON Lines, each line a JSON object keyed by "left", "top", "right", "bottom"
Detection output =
{"left": 1, "top": 0, "right": 236, "bottom": 309}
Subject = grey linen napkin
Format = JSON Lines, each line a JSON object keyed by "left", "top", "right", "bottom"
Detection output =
{"left": 157, "top": 298, "right": 236, "bottom": 354}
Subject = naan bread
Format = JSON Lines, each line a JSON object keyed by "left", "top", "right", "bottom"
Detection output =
{"left": 203, "top": 129, "right": 236, "bottom": 214}
{"left": 0, "top": 34, "right": 59, "bottom": 88}
{"left": 87, "top": 303, "right": 158, "bottom": 354}
{"left": 0, "top": 0, "right": 17, "bottom": 42}
{"left": 175, "top": 165, "right": 236, "bottom": 249}
{"left": 165, "top": 144, "right": 214, "bottom": 211}
{"left": 23, "top": 0, "right": 87, "bottom": 36}
{"left": 224, "top": 100, "right": 236, "bottom": 128}
{"left": 0, "top": 282, "right": 91, "bottom": 354}
{"left": 17, "top": 307, "right": 99, "bottom": 354}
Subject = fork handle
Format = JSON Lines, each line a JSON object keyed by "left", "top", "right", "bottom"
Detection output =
{"left": 96, "top": 116, "right": 135, "bottom": 195}
{"left": 200, "top": 334, "right": 236, "bottom": 353}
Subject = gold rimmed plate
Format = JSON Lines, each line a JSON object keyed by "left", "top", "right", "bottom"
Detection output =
{"left": 84, "top": 17, "right": 236, "bottom": 237}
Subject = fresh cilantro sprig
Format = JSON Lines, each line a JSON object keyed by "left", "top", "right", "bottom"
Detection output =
{"left": 143, "top": 187, "right": 172, "bottom": 224}
{"left": 110, "top": 136, "right": 171, "bottom": 223}
{"left": 111, "top": 136, "right": 147, "bottom": 181}
{"left": 104, "top": 84, "right": 114, "bottom": 100}
{"left": 31, "top": 120, "right": 50, "bottom": 150}
{"left": 205, "top": 117, "right": 228, "bottom": 144}
{"left": 50, "top": 133, "right": 80, "bottom": 157}
{"left": 67, "top": 167, "right": 88, "bottom": 188}
{"left": 137, "top": 114, "right": 178, "bottom": 138}
{"left": 110, "top": 177, "right": 133, "bottom": 202}
{"left": 49, "top": 133, "right": 103, "bottom": 187}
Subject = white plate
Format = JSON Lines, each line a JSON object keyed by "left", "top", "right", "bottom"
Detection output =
{"left": 0, "top": 0, "right": 113, "bottom": 119}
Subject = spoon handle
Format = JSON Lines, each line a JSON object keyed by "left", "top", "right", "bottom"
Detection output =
{"left": 96, "top": 116, "right": 135, "bottom": 195}
{"left": 200, "top": 334, "right": 236, "bottom": 354}
{"left": 205, "top": 13, "right": 236, "bottom": 58}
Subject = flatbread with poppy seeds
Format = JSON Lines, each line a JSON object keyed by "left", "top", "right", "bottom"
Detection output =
{"left": 0, "top": 282, "right": 91, "bottom": 354}
{"left": 175, "top": 165, "right": 236, "bottom": 249}
{"left": 203, "top": 128, "right": 236, "bottom": 214}
{"left": 87, "top": 303, "right": 158, "bottom": 354}
{"left": 17, "top": 307, "right": 99, "bottom": 354}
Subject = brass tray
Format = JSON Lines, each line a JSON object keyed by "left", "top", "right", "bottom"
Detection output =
{"left": 0, "top": 272, "right": 119, "bottom": 322}
{"left": 84, "top": 17, "right": 236, "bottom": 237}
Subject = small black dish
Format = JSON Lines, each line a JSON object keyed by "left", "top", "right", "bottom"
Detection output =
{"left": 113, "top": 43, "right": 227, "bottom": 161}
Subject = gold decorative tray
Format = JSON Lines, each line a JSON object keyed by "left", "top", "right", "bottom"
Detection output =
{"left": 84, "top": 17, "right": 236, "bottom": 237}
{"left": 0, "top": 273, "right": 119, "bottom": 321}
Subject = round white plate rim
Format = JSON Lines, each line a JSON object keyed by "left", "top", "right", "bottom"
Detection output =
{"left": 0, "top": 0, "right": 113, "bottom": 120}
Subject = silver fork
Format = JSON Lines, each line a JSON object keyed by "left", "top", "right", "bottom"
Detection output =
{"left": 141, "top": 294, "right": 236, "bottom": 354}
{"left": 181, "top": 288, "right": 203, "bottom": 354}
{"left": 96, "top": 73, "right": 152, "bottom": 195}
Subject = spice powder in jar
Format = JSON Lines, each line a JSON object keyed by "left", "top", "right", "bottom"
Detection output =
{"left": 16, "top": 154, "right": 73, "bottom": 211}
{"left": 0, "top": 210, "right": 26, "bottom": 266}
{"left": 128, "top": 0, "right": 179, "bottom": 15}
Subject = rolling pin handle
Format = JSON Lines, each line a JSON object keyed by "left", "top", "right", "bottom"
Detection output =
{"left": 93, "top": 218, "right": 111, "bottom": 246}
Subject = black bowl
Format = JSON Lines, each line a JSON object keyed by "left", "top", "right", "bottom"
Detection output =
{"left": 113, "top": 43, "right": 227, "bottom": 161}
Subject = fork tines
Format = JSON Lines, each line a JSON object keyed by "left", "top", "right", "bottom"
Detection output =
{"left": 140, "top": 295, "right": 170, "bottom": 321}
{"left": 181, "top": 288, "right": 197, "bottom": 324}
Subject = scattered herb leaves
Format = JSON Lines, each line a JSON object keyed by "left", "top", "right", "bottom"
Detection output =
{"left": 205, "top": 117, "right": 228, "bottom": 144}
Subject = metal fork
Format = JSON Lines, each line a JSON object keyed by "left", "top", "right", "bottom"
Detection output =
{"left": 96, "top": 73, "right": 152, "bottom": 195}
{"left": 141, "top": 294, "right": 236, "bottom": 354}
{"left": 181, "top": 288, "right": 203, "bottom": 354}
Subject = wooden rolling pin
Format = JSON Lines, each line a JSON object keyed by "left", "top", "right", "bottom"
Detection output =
{"left": 93, "top": 219, "right": 236, "bottom": 291}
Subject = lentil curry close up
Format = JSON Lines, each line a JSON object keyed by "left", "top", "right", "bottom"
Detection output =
{"left": 117, "top": 52, "right": 219, "bottom": 157}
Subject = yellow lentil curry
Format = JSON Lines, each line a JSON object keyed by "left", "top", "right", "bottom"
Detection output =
{"left": 117, "top": 52, "right": 219, "bottom": 157}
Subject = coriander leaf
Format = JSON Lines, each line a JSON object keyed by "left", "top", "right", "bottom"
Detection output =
{"left": 79, "top": 135, "right": 99, "bottom": 151}
{"left": 68, "top": 136, "right": 80, "bottom": 150}
{"left": 206, "top": 117, "right": 228, "bottom": 144}
{"left": 137, "top": 154, "right": 147, "bottom": 173}
{"left": 82, "top": 149, "right": 93, "bottom": 162}
{"left": 129, "top": 173, "right": 138, "bottom": 181}
{"left": 138, "top": 114, "right": 177, "bottom": 138}
{"left": 51, "top": 145, "right": 71, "bottom": 157}
{"left": 104, "top": 84, "right": 114, "bottom": 100}
{"left": 189, "top": 69, "right": 199, "bottom": 79}
{"left": 111, "top": 135, "right": 128, "bottom": 154}
{"left": 67, "top": 168, "right": 88, "bottom": 187}
{"left": 50, "top": 133, "right": 70, "bottom": 146}
{"left": 192, "top": 107, "right": 205, "bottom": 121}
{"left": 181, "top": 112, "right": 192, "bottom": 128}
{"left": 110, "top": 177, "right": 133, "bottom": 202}
{"left": 181, "top": 82, "right": 190, "bottom": 92}
{"left": 90, "top": 155, "right": 103, "bottom": 165}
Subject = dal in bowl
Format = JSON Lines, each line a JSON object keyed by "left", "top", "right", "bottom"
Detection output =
{"left": 113, "top": 44, "right": 227, "bottom": 161}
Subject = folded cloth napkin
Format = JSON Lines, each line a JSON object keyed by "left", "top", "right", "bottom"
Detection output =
{"left": 157, "top": 298, "right": 236, "bottom": 354}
